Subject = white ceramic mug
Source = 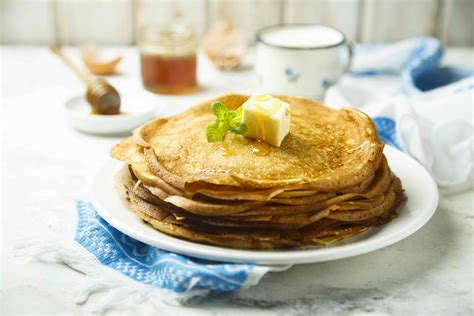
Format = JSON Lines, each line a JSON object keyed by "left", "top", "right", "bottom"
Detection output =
{"left": 255, "top": 24, "right": 352, "bottom": 100}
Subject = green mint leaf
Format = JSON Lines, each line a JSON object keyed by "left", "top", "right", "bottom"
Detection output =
{"left": 223, "top": 110, "right": 236, "bottom": 122}
{"left": 206, "top": 120, "right": 227, "bottom": 142}
{"left": 211, "top": 102, "right": 228, "bottom": 119}
{"left": 229, "top": 122, "right": 248, "bottom": 135}
{"left": 206, "top": 104, "right": 247, "bottom": 143}
{"left": 228, "top": 106, "right": 247, "bottom": 135}
{"left": 234, "top": 106, "right": 243, "bottom": 117}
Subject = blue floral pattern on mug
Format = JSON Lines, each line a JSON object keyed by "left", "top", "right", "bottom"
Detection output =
{"left": 284, "top": 67, "right": 300, "bottom": 82}
{"left": 321, "top": 79, "right": 332, "bottom": 90}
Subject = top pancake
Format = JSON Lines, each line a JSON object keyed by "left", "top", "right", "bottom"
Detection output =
{"left": 133, "top": 94, "right": 384, "bottom": 190}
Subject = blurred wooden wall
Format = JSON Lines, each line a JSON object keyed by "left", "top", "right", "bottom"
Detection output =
{"left": 1, "top": 0, "right": 473, "bottom": 46}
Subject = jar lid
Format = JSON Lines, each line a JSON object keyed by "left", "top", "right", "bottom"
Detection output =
{"left": 139, "top": 24, "right": 196, "bottom": 56}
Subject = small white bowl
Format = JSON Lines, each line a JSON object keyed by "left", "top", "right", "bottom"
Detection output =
{"left": 65, "top": 95, "right": 157, "bottom": 135}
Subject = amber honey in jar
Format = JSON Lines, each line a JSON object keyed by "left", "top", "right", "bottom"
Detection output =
{"left": 139, "top": 24, "right": 197, "bottom": 95}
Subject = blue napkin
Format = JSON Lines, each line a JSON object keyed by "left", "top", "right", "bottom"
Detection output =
{"left": 75, "top": 201, "right": 282, "bottom": 294}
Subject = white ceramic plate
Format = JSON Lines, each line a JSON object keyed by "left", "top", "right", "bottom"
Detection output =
{"left": 65, "top": 95, "right": 157, "bottom": 135}
{"left": 91, "top": 146, "right": 438, "bottom": 265}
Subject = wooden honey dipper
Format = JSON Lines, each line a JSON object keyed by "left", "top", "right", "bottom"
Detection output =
{"left": 50, "top": 44, "right": 121, "bottom": 115}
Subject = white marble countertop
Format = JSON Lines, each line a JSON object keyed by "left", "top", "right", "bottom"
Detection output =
{"left": 1, "top": 46, "right": 473, "bottom": 315}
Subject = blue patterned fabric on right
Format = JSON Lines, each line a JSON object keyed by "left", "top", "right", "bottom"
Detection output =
{"left": 372, "top": 116, "right": 402, "bottom": 150}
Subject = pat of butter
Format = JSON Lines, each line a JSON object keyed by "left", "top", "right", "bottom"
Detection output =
{"left": 242, "top": 94, "right": 291, "bottom": 147}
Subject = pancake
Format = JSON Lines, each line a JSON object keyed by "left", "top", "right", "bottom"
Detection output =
{"left": 111, "top": 136, "right": 380, "bottom": 203}
{"left": 123, "top": 194, "right": 401, "bottom": 250}
{"left": 133, "top": 94, "right": 384, "bottom": 190}
{"left": 110, "top": 93, "right": 405, "bottom": 249}
{"left": 112, "top": 138, "right": 349, "bottom": 200}
{"left": 111, "top": 138, "right": 184, "bottom": 196}
{"left": 118, "top": 163, "right": 401, "bottom": 231}
{"left": 116, "top": 167, "right": 403, "bottom": 249}
{"left": 119, "top": 155, "right": 391, "bottom": 218}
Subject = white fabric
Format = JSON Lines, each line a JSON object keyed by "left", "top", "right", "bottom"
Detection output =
{"left": 325, "top": 76, "right": 474, "bottom": 188}
{"left": 15, "top": 237, "right": 288, "bottom": 313}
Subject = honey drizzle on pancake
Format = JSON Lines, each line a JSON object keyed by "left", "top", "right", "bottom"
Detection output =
{"left": 250, "top": 140, "right": 271, "bottom": 156}
{"left": 220, "top": 143, "right": 234, "bottom": 157}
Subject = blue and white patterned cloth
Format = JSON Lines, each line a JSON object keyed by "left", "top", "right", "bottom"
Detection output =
{"left": 75, "top": 201, "right": 283, "bottom": 294}
{"left": 349, "top": 37, "right": 446, "bottom": 94}
{"left": 69, "top": 37, "right": 472, "bottom": 303}
{"left": 325, "top": 37, "right": 474, "bottom": 187}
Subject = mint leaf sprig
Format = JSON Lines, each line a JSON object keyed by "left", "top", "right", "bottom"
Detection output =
{"left": 206, "top": 102, "right": 248, "bottom": 142}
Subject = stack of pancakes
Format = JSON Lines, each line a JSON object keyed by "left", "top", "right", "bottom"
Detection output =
{"left": 111, "top": 94, "right": 405, "bottom": 249}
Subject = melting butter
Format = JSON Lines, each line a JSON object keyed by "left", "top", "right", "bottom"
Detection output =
{"left": 241, "top": 94, "right": 291, "bottom": 147}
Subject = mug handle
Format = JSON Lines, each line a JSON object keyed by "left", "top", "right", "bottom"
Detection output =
{"left": 324, "top": 40, "right": 353, "bottom": 91}
{"left": 343, "top": 40, "right": 353, "bottom": 74}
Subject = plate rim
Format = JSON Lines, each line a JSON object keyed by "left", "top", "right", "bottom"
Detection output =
{"left": 91, "top": 146, "right": 439, "bottom": 265}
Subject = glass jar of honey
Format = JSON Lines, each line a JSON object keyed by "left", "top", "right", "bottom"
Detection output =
{"left": 138, "top": 24, "right": 197, "bottom": 95}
